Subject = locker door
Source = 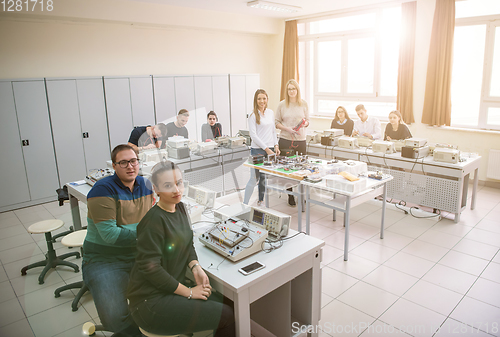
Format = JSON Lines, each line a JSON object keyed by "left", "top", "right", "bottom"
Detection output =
{"left": 104, "top": 78, "right": 133, "bottom": 149}
{"left": 46, "top": 79, "right": 87, "bottom": 185}
{"left": 76, "top": 78, "right": 111, "bottom": 171}
{"left": 174, "top": 76, "right": 196, "bottom": 139}
{"left": 130, "top": 76, "right": 155, "bottom": 127}
{"left": 0, "top": 81, "right": 30, "bottom": 207}
{"left": 212, "top": 75, "right": 230, "bottom": 137}
{"left": 194, "top": 76, "right": 214, "bottom": 141}
{"left": 12, "top": 80, "right": 59, "bottom": 200}
{"left": 153, "top": 76, "right": 176, "bottom": 125}
{"left": 229, "top": 75, "right": 247, "bottom": 135}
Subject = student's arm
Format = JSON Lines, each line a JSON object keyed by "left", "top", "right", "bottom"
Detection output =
{"left": 127, "top": 142, "right": 140, "bottom": 153}
{"left": 248, "top": 113, "right": 268, "bottom": 151}
{"left": 87, "top": 189, "right": 137, "bottom": 246}
{"left": 275, "top": 103, "right": 299, "bottom": 135}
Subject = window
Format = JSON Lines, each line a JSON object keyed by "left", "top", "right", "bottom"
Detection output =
{"left": 298, "top": 6, "right": 401, "bottom": 120}
{"left": 451, "top": 0, "right": 500, "bottom": 130}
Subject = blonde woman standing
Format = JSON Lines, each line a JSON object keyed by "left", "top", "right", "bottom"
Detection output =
{"left": 275, "top": 79, "right": 309, "bottom": 206}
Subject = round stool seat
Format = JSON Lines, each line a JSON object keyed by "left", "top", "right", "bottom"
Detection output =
{"left": 61, "top": 230, "right": 87, "bottom": 248}
{"left": 139, "top": 327, "right": 190, "bottom": 337}
{"left": 28, "top": 219, "right": 64, "bottom": 234}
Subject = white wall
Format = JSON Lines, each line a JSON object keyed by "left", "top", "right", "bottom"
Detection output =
{"left": 0, "top": 0, "right": 284, "bottom": 111}
{"left": 310, "top": 0, "right": 500, "bottom": 183}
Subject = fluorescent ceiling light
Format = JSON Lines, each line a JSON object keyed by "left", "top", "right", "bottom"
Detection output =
{"left": 247, "top": 0, "right": 301, "bottom": 13}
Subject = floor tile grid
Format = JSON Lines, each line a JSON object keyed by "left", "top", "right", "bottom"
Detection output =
{"left": 318, "top": 188, "right": 500, "bottom": 337}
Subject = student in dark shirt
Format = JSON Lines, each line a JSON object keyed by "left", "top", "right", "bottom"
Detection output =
{"left": 165, "top": 109, "right": 190, "bottom": 139}
{"left": 384, "top": 110, "right": 412, "bottom": 141}
{"left": 330, "top": 106, "right": 354, "bottom": 136}
{"left": 127, "top": 124, "right": 167, "bottom": 152}
{"left": 127, "top": 161, "right": 235, "bottom": 337}
{"left": 201, "top": 111, "right": 222, "bottom": 141}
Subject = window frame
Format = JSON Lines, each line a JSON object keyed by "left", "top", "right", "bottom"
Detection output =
{"left": 298, "top": 6, "right": 400, "bottom": 121}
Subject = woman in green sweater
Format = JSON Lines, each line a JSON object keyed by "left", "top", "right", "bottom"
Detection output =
{"left": 127, "top": 161, "right": 235, "bottom": 337}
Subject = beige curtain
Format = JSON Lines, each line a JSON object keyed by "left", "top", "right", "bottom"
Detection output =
{"left": 421, "top": 0, "right": 455, "bottom": 126}
{"left": 397, "top": 1, "right": 417, "bottom": 124}
{"left": 280, "top": 20, "right": 299, "bottom": 101}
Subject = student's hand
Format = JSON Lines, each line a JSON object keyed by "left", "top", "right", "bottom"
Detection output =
{"left": 191, "top": 284, "right": 212, "bottom": 300}
{"left": 265, "top": 148, "right": 274, "bottom": 156}
{"left": 143, "top": 144, "right": 156, "bottom": 150}
{"left": 274, "top": 147, "right": 281, "bottom": 156}
{"left": 386, "top": 136, "right": 392, "bottom": 141}
{"left": 192, "top": 265, "right": 210, "bottom": 288}
{"left": 363, "top": 133, "right": 373, "bottom": 139}
{"left": 352, "top": 130, "right": 359, "bottom": 136}
{"left": 287, "top": 127, "right": 300, "bottom": 135}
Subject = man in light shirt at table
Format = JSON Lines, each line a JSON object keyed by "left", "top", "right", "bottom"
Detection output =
{"left": 351, "top": 104, "right": 382, "bottom": 140}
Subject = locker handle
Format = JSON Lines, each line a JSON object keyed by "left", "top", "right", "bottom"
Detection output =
{"left": 22, "top": 139, "right": 29, "bottom": 146}
{"left": 83, "top": 132, "right": 89, "bottom": 138}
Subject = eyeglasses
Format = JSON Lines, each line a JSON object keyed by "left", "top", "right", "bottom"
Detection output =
{"left": 115, "top": 158, "right": 140, "bottom": 168}
{"left": 287, "top": 88, "right": 297, "bottom": 91}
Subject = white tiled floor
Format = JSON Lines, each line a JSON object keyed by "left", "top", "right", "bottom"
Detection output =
{"left": 1, "top": 185, "right": 500, "bottom": 337}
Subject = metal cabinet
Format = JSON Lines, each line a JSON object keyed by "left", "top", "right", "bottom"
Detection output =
{"left": 0, "top": 80, "right": 59, "bottom": 210}
{"left": 104, "top": 76, "right": 155, "bottom": 149}
{"left": 46, "top": 78, "right": 110, "bottom": 186}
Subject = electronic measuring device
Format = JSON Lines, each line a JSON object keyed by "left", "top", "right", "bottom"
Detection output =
{"left": 323, "top": 128, "right": 344, "bottom": 137}
{"left": 405, "top": 138, "right": 427, "bottom": 147}
{"left": 195, "top": 141, "right": 218, "bottom": 155}
{"left": 354, "top": 136, "right": 374, "bottom": 147}
{"left": 184, "top": 185, "right": 216, "bottom": 208}
{"left": 337, "top": 136, "right": 359, "bottom": 149}
{"left": 372, "top": 140, "right": 396, "bottom": 154}
{"left": 226, "top": 136, "right": 246, "bottom": 149}
{"left": 140, "top": 149, "right": 168, "bottom": 162}
{"left": 248, "top": 206, "right": 290, "bottom": 238}
{"left": 401, "top": 145, "right": 430, "bottom": 159}
{"left": 433, "top": 147, "right": 460, "bottom": 164}
{"left": 198, "top": 219, "right": 268, "bottom": 262}
{"left": 85, "top": 168, "right": 114, "bottom": 186}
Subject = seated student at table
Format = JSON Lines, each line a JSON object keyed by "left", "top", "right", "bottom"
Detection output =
{"left": 201, "top": 111, "right": 222, "bottom": 141}
{"left": 127, "top": 161, "right": 235, "bottom": 337}
{"left": 127, "top": 124, "right": 167, "bottom": 152}
{"left": 352, "top": 104, "right": 382, "bottom": 140}
{"left": 166, "top": 109, "right": 190, "bottom": 139}
{"left": 330, "top": 106, "right": 354, "bottom": 136}
{"left": 384, "top": 110, "right": 412, "bottom": 141}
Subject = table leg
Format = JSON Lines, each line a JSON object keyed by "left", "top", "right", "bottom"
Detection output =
{"left": 298, "top": 184, "right": 304, "bottom": 234}
{"left": 264, "top": 173, "right": 269, "bottom": 208}
{"left": 234, "top": 289, "right": 251, "bottom": 337}
{"left": 332, "top": 193, "right": 337, "bottom": 221}
{"left": 471, "top": 167, "right": 478, "bottom": 210}
{"left": 69, "top": 194, "right": 82, "bottom": 231}
{"left": 380, "top": 183, "right": 387, "bottom": 239}
{"left": 344, "top": 197, "right": 351, "bottom": 261}
{"left": 304, "top": 186, "right": 310, "bottom": 234}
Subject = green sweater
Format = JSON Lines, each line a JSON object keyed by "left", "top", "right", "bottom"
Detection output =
{"left": 127, "top": 203, "right": 198, "bottom": 306}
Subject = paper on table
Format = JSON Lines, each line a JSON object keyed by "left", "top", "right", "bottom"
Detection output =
{"left": 69, "top": 180, "right": 86, "bottom": 186}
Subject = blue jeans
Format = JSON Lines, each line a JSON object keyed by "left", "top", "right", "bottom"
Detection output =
{"left": 244, "top": 148, "right": 268, "bottom": 204}
{"left": 82, "top": 260, "right": 141, "bottom": 337}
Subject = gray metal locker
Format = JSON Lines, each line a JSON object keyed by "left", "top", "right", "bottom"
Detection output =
{"left": 153, "top": 76, "right": 176, "bottom": 125}
{"left": 194, "top": 76, "right": 214, "bottom": 141}
{"left": 229, "top": 75, "right": 247, "bottom": 135}
{"left": 212, "top": 75, "right": 231, "bottom": 137}
{"left": 174, "top": 76, "right": 196, "bottom": 139}
{"left": 45, "top": 79, "right": 87, "bottom": 186}
{"left": 0, "top": 81, "right": 31, "bottom": 208}
{"left": 12, "top": 80, "right": 59, "bottom": 201}
{"left": 76, "top": 78, "right": 111, "bottom": 171}
{"left": 130, "top": 76, "right": 155, "bottom": 127}
{"left": 104, "top": 77, "right": 134, "bottom": 149}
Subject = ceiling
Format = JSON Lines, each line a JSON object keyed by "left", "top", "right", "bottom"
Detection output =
{"left": 125, "top": 0, "right": 391, "bottom": 19}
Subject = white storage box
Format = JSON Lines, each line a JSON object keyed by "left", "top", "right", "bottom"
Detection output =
{"left": 342, "top": 160, "right": 368, "bottom": 176}
{"left": 324, "top": 174, "right": 367, "bottom": 194}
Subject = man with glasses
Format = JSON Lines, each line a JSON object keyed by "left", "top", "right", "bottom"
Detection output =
{"left": 82, "top": 144, "right": 154, "bottom": 337}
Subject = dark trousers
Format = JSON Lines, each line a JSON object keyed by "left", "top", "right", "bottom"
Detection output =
{"left": 278, "top": 138, "right": 307, "bottom": 205}
{"left": 130, "top": 292, "right": 235, "bottom": 337}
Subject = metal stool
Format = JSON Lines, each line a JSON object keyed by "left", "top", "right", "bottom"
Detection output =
{"left": 21, "top": 219, "right": 80, "bottom": 284}
{"left": 54, "top": 230, "right": 88, "bottom": 311}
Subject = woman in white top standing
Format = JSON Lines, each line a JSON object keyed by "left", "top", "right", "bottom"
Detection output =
{"left": 243, "top": 89, "right": 280, "bottom": 206}
{"left": 275, "top": 79, "right": 309, "bottom": 207}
